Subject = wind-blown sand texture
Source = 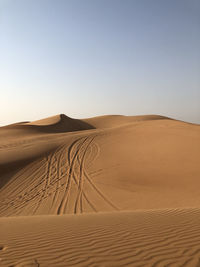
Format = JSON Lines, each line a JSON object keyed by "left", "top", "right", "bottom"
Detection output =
{"left": 0, "top": 114, "right": 200, "bottom": 266}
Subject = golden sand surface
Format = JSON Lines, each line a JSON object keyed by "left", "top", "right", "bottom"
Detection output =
{"left": 0, "top": 114, "right": 199, "bottom": 266}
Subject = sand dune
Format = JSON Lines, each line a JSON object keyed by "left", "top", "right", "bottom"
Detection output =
{"left": 0, "top": 114, "right": 200, "bottom": 266}
{"left": 83, "top": 114, "right": 170, "bottom": 129}
{"left": 3, "top": 114, "right": 94, "bottom": 133}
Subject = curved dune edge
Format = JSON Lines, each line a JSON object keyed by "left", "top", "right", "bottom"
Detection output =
{"left": 26, "top": 114, "right": 66, "bottom": 126}
{"left": 1, "top": 208, "right": 200, "bottom": 266}
{"left": 1, "top": 114, "right": 95, "bottom": 134}
{"left": 83, "top": 114, "right": 172, "bottom": 128}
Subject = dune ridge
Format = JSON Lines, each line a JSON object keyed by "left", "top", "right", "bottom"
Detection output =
{"left": 0, "top": 114, "right": 200, "bottom": 266}
{"left": 2, "top": 114, "right": 95, "bottom": 134}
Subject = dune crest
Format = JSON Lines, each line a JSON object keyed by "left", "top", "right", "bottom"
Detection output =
{"left": 2, "top": 114, "right": 94, "bottom": 134}
{"left": 26, "top": 114, "right": 66, "bottom": 126}
{"left": 83, "top": 114, "right": 171, "bottom": 129}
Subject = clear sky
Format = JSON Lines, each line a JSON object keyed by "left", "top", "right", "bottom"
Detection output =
{"left": 0, "top": 0, "right": 200, "bottom": 125}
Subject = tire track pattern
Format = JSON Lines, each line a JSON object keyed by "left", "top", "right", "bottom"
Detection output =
{"left": 0, "top": 134, "right": 118, "bottom": 216}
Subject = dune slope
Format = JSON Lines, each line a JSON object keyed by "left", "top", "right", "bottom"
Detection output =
{"left": 0, "top": 115, "right": 199, "bottom": 216}
{"left": 0, "top": 114, "right": 200, "bottom": 266}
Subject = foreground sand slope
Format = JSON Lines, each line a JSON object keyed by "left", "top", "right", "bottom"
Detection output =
{"left": 1, "top": 208, "right": 200, "bottom": 267}
{"left": 0, "top": 114, "right": 200, "bottom": 216}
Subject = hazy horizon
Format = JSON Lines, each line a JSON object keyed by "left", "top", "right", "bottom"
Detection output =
{"left": 1, "top": 0, "right": 200, "bottom": 126}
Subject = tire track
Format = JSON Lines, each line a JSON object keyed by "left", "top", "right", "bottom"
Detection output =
{"left": 76, "top": 139, "right": 119, "bottom": 212}
{"left": 0, "top": 158, "right": 43, "bottom": 194}
{"left": 33, "top": 147, "right": 59, "bottom": 215}
{"left": 84, "top": 169, "right": 119, "bottom": 211}
{"left": 0, "top": 132, "right": 118, "bottom": 216}
{"left": 57, "top": 136, "right": 99, "bottom": 214}
{"left": 70, "top": 136, "right": 100, "bottom": 214}
{"left": 0, "top": 137, "right": 98, "bottom": 216}
{"left": 0, "top": 159, "right": 45, "bottom": 202}
{"left": 0, "top": 159, "right": 48, "bottom": 216}
{"left": 74, "top": 136, "right": 96, "bottom": 214}
{"left": 57, "top": 137, "right": 88, "bottom": 215}
{"left": 51, "top": 144, "right": 68, "bottom": 211}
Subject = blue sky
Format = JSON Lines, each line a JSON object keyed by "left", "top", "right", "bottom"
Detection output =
{"left": 0, "top": 0, "right": 199, "bottom": 125}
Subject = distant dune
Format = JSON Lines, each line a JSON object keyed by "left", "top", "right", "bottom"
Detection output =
{"left": 0, "top": 114, "right": 200, "bottom": 266}
{"left": 3, "top": 114, "right": 94, "bottom": 133}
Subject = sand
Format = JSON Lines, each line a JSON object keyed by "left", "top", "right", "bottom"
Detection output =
{"left": 0, "top": 114, "right": 200, "bottom": 266}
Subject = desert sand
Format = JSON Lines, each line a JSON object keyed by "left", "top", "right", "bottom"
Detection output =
{"left": 0, "top": 114, "right": 200, "bottom": 266}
